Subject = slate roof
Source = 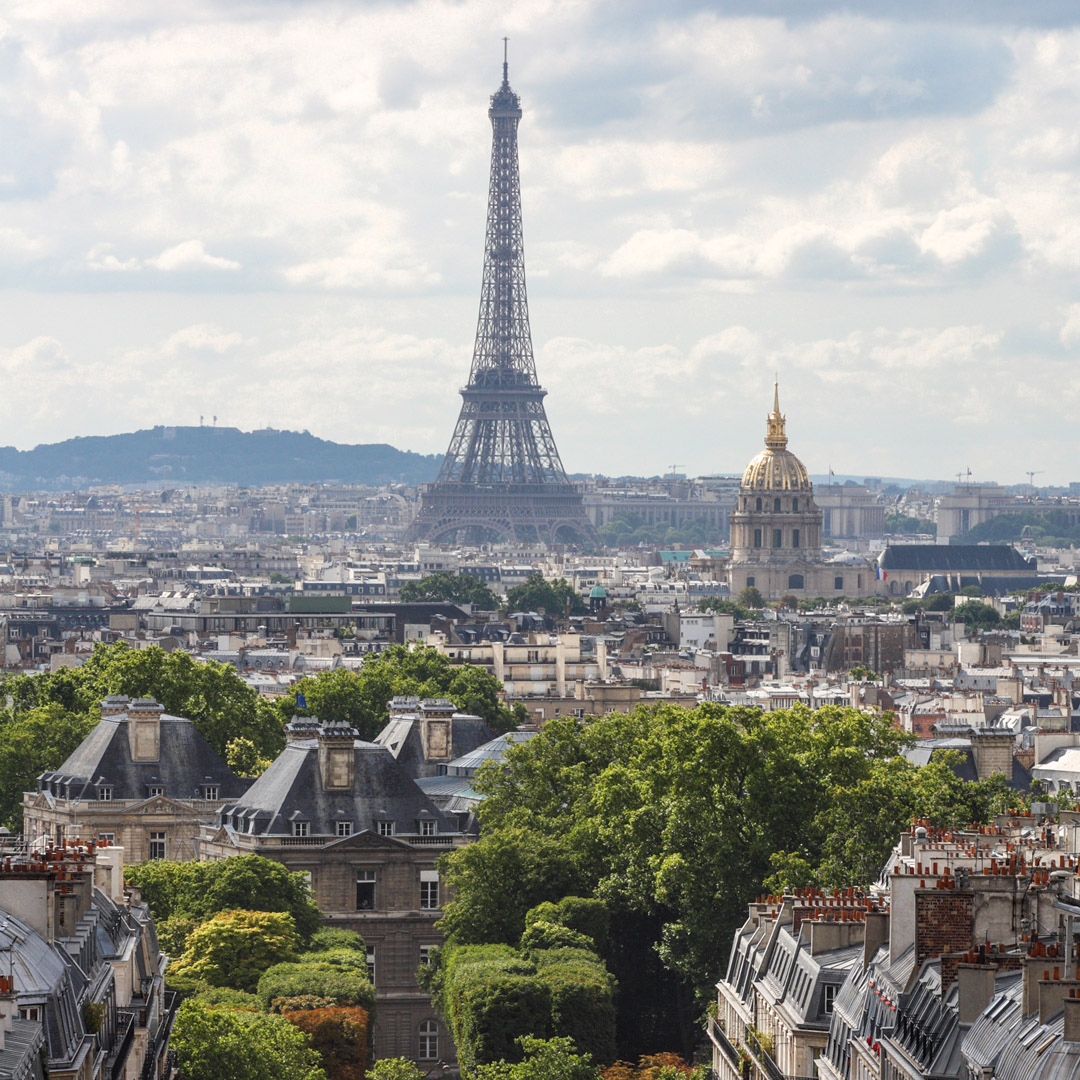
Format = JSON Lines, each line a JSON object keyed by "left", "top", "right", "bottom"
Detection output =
{"left": 220, "top": 737, "right": 462, "bottom": 837}
{"left": 374, "top": 706, "right": 496, "bottom": 780}
{"left": 39, "top": 703, "right": 249, "bottom": 802}
{"left": 879, "top": 545, "right": 1034, "bottom": 572}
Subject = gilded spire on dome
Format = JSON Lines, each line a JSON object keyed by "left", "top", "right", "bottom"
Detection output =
{"left": 765, "top": 381, "right": 787, "bottom": 450}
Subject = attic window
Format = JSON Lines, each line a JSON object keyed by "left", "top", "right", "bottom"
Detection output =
{"left": 337, "top": 821, "right": 353, "bottom": 837}
{"left": 419, "top": 820, "right": 436, "bottom": 837}
{"left": 204, "top": 786, "right": 218, "bottom": 802}
{"left": 823, "top": 984, "right": 837, "bottom": 1014}
{"left": 148, "top": 786, "right": 164, "bottom": 798}
{"left": 293, "top": 821, "right": 309, "bottom": 838}
{"left": 377, "top": 821, "right": 395, "bottom": 837}
{"left": 97, "top": 787, "right": 113, "bottom": 801}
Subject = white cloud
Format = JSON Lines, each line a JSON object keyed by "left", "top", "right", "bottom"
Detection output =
{"left": 146, "top": 240, "right": 240, "bottom": 272}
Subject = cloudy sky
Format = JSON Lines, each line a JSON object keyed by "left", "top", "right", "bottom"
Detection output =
{"left": 3, "top": 1, "right": 1080, "bottom": 484}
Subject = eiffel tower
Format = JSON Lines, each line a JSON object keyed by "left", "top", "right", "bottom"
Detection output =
{"left": 406, "top": 50, "right": 596, "bottom": 546}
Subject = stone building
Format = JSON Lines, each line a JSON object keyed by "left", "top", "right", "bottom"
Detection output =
{"left": 23, "top": 696, "right": 250, "bottom": 863}
{"left": 199, "top": 717, "right": 471, "bottom": 1065}
{"left": 727, "top": 387, "right": 875, "bottom": 600}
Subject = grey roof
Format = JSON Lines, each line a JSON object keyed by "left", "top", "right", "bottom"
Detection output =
{"left": 444, "top": 730, "right": 539, "bottom": 777}
{"left": 0, "top": 1016, "right": 45, "bottom": 1080}
{"left": 880, "top": 545, "right": 1034, "bottom": 573}
{"left": 961, "top": 972, "right": 1024, "bottom": 1076}
{"left": 39, "top": 708, "right": 249, "bottom": 802}
{"left": 220, "top": 738, "right": 462, "bottom": 837}
{"left": 374, "top": 710, "right": 496, "bottom": 780}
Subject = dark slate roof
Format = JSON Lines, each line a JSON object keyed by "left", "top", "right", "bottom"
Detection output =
{"left": 39, "top": 712, "right": 250, "bottom": 802}
{"left": 879, "top": 545, "right": 1034, "bottom": 572}
{"left": 221, "top": 739, "right": 462, "bottom": 837}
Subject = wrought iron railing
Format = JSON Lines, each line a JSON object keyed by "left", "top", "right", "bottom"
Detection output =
{"left": 110, "top": 1014, "right": 136, "bottom": 1080}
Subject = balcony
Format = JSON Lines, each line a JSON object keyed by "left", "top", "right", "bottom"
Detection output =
{"left": 109, "top": 1013, "right": 136, "bottom": 1080}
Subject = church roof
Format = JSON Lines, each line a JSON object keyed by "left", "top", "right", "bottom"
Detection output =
{"left": 878, "top": 545, "right": 1033, "bottom": 572}
{"left": 740, "top": 384, "right": 812, "bottom": 492}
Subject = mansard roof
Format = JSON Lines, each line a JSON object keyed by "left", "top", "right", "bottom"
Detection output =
{"left": 878, "top": 544, "right": 1034, "bottom": 573}
{"left": 39, "top": 706, "right": 249, "bottom": 802}
{"left": 220, "top": 738, "right": 461, "bottom": 837}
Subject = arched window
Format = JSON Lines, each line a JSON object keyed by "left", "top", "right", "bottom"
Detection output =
{"left": 788, "top": 574, "right": 804, "bottom": 589}
{"left": 756, "top": 497, "right": 762, "bottom": 511}
{"left": 834, "top": 576, "right": 843, "bottom": 590}
{"left": 419, "top": 1020, "right": 439, "bottom": 1061}
{"left": 774, "top": 497, "right": 781, "bottom": 512}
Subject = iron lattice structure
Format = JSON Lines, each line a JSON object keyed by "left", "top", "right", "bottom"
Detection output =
{"left": 406, "top": 58, "right": 596, "bottom": 546}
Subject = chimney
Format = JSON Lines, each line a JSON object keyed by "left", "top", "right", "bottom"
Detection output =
{"left": 808, "top": 917, "right": 865, "bottom": 956}
{"left": 970, "top": 730, "right": 1014, "bottom": 782}
{"left": 126, "top": 698, "right": 164, "bottom": 762}
{"left": 957, "top": 963, "right": 997, "bottom": 1024}
{"left": 100, "top": 694, "right": 130, "bottom": 718}
{"left": 1040, "top": 975, "right": 1080, "bottom": 1025}
{"left": 1065, "top": 992, "right": 1080, "bottom": 1044}
{"left": 419, "top": 700, "right": 454, "bottom": 762}
{"left": 0, "top": 978, "right": 14, "bottom": 1051}
{"left": 317, "top": 719, "right": 358, "bottom": 791}
{"left": 864, "top": 910, "right": 890, "bottom": 970}
{"left": 915, "top": 888, "right": 974, "bottom": 970}
{"left": 1023, "top": 956, "right": 1043, "bottom": 1017}
{"left": 284, "top": 716, "right": 320, "bottom": 745}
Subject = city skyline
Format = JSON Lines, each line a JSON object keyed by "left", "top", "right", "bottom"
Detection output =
{"left": 3, "top": 2, "right": 1080, "bottom": 482}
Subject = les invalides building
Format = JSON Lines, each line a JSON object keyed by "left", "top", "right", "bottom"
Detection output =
{"left": 727, "top": 386, "right": 876, "bottom": 600}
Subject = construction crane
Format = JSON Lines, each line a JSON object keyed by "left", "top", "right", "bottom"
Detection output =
{"left": 1026, "top": 470, "right": 1044, "bottom": 487}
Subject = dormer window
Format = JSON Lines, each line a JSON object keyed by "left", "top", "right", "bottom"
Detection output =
{"left": 337, "top": 821, "right": 353, "bottom": 837}
{"left": 377, "top": 821, "right": 395, "bottom": 837}
{"left": 419, "top": 820, "right": 436, "bottom": 837}
{"left": 293, "top": 821, "right": 309, "bottom": 838}
{"left": 97, "top": 787, "right": 113, "bottom": 801}
{"left": 204, "top": 786, "right": 218, "bottom": 802}
{"left": 148, "top": 786, "right": 164, "bottom": 798}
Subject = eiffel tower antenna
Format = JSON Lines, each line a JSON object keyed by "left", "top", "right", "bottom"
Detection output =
{"left": 406, "top": 50, "right": 596, "bottom": 546}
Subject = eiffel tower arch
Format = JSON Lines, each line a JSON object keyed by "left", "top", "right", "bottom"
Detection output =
{"left": 406, "top": 53, "right": 597, "bottom": 547}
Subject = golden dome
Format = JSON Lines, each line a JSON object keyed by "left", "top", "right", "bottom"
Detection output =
{"left": 740, "top": 384, "right": 813, "bottom": 492}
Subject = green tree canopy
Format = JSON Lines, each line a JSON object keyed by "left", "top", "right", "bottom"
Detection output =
{"left": 506, "top": 574, "right": 587, "bottom": 617}
{"left": 399, "top": 572, "right": 500, "bottom": 608}
{"left": 170, "top": 909, "right": 300, "bottom": 993}
{"left": 952, "top": 600, "right": 1001, "bottom": 630}
{"left": 472, "top": 1036, "right": 600, "bottom": 1080}
{"left": 736, "top": 585, "right": 765, "bottom": 609}
{"left": 439, "top": 702, "right": 1016, "bottom": 1057}
{"left": 170, "top": 999, "right": 327, "bottom": 1080}
{"left": 272, "top": 645, "right": 516, "bottom": 738}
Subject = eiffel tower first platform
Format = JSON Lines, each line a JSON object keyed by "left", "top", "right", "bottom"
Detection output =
{"left": 405, "top": 54, "right": 597, "bottom": 547}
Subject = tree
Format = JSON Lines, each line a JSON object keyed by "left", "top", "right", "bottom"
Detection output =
{"left": 952, "top": 600, "right": 1001, "bottom": 630}
{"left": 170, "top": 1000, "right": 327, "bottom": 1080}
{"left": 256, "top": 961, "right": 376, "bottom": 1015}
{"left": 170, "top": 910, "right": 300, "bottom": 992}
{"left": 696, "top": 599, "right": 749, "bottom": 620}
{"left": 274, "top": 646, "right": 516, "bottom": 738}
{"left": 281, "top": 1005, "right": 370, "bottom": 1080}
{"left": 506, "top": 574, "right": 587, "bottom": 617}
{"left": 736, "top": 586, "right": 765, "bottom": 609}
{"left": 126, "top": 854, "right": 322, "bottom": 940}
{"left": 399, "top": 572, "right": 500, "bottom": 609}
{"left": 369, "top": 1062, "right": 426, "bottom": 1080}
{"left": 472, "top": 1036, "right": 600, "bottom": 1080}
{"left": 0, "top": 704, "right": 95, "bottom": 827}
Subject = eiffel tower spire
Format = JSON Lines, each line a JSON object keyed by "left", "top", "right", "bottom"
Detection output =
{"left": 406, "top": 51, "right": 596, "bottom": 546}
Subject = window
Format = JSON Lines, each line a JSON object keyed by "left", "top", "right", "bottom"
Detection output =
{"left": 356, "top": 870, "right": 376, "bottom": 910}
{"left": 792, "top": 498, "right": 798, "bottom": 511}
{"left": 419, "top": 944, "right": 436, "bottom": 966}
{"left": 418, "top": 1020, "right": 439, "bottom": 1061}
{"left": 774, "top": 497, "right": 781, "bottom": 512}
{"left": 755, "top": 498, "right": 762, "bottom": 511}
{"left": 420, "top": 871, "right": 440, "bottom": 910}
{"left": 148, "top": 832, "right": 166, "bottom": 860}
{"left": 823, "top": 983, "right": 837, "bottom": 1013}
{"left": 366, "top": 946, "right": 376, "bottom": 983}
{"left": 746, "top": 577, "right": 755, "bottom": 588}
{"left": 835, "top": 576, "right": 844, "bottom": 590}
{"left": 337, "top": 821, "right": 353, "bottom": 837}
{"left": 792, "top": 529, "right": 800, "bottom": 548}
{"left": 293, "top": 821, "right": 309, "bottom": 837}
{"left": 419, "top": 820, "right": 437, "bottom": 837}
{"left": 98, "top": 832, "right": 115, "bottom": 844}
{"left": 148, "top": 786, "right": 164, "bottom": 798}
{"left": 788, "top": 574, "right": 804, "bottom": 589}
{"left": 377, "top": 820, "right": 395, "bottom": 837}
{"left": 97, "top": 787, "right": 112, "bottom": 801}
{"left": 18, "top": 1007, "right": 40, "bottom": 1023}
{"left": 204, "top": 786, "right": 218, "bottom": 802}
{"left": 753, "top": 529, "right": 762, "bottom": 548}
{"left": 773, "top": 529, "right": 782, "bottom": 548}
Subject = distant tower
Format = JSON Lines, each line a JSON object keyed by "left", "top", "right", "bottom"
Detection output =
{"left": 406, "top": 49, "right": 596, "bottom": 546}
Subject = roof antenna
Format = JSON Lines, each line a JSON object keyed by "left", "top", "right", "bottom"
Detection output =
{"left": 503, "top": 37, "right": 509, "bottom": 86}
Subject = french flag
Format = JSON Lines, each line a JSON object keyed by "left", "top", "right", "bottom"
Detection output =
{"left": 876, "top": 566, "right": 888, "bottom": 581}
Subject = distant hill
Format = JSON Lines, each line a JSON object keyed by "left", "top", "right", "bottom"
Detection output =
{"left": 0, "top": 426, "right": 442, "bottom": 490}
